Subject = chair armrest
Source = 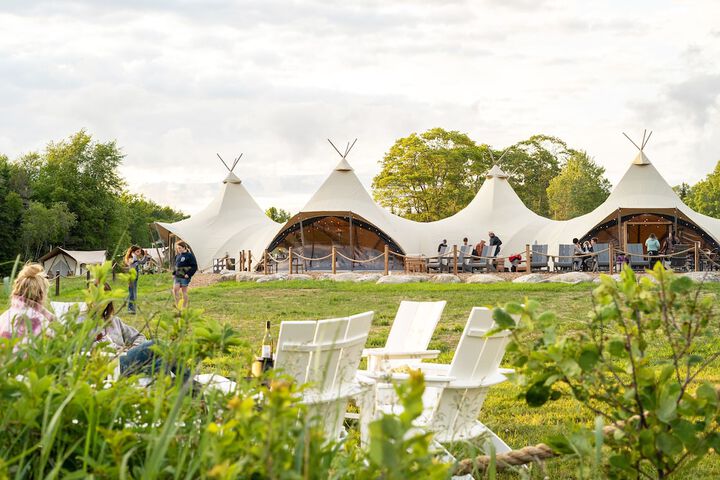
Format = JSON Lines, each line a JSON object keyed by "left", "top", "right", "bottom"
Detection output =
{"left": 415, "top": 363, "right": 451, "bottom": 376}
{"left": 446, "top": 371, "right": 508, "bottom": 389}
{"left": 367, "top": 371, "right": 454, "bottom": 388}
{"left": 362, "top": 348, "right": 440, "bottom": 360}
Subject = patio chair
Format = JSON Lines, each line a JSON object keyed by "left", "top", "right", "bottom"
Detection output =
{"left": 361, "top": 300, "right": 446, "bottom": 373}
{"left": 627, "top": 243, "right": 649, "bottom": 269}
{"left": 595, "top": 243, "right": 610, "bottom": 271}
{"left": 554, "top": 244, "right": 574, "bottom": 271}
{"left": 50, "top": 301, "right": 87, "bottom": 323}
{"left": 530, "top": 244, "right": 549, "bottom": 272}
{"left": 196, "top": 313, "right": 375, "bottom": 443}
{"left": 464, "top": 245, "right": 492, "bottom": 273}
{"left": 373, "top": 307, "right": 514, "bottom": 453}
{"left": 427, "top": 245, "right": 448, "bottom": 273}
{"left": 669, "top": 244, "right": 690, "bottom": 271}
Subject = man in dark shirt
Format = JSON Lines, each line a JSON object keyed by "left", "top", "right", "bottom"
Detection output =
{"left": 437, "top": 239, "right": 448, "bottom": 253}
{"left": 488, "top": 232, "right": 502, "bottom": 257}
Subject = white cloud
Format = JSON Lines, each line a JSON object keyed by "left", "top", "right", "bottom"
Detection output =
{"left": 0, "top": 0, "right": 719, "bottom": 215}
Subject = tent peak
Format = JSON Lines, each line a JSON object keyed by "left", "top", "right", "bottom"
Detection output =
{"left": 334, "top": 157, "right": 354, "bottom": 171}
{"left": 632, "top": 151, "right": 652, "bottom": 165}
{"left": 223, "top": 171, "right": 242, "bottom": 184}
{"left": 328, "top": 138, "right": 357, "bottom": 172}
{"left": 486, "top": 164, "right": 509, "bottom": 179}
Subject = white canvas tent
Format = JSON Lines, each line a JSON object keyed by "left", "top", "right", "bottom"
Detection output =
{"left": 157, "top": 141, "right": 720, "bottom": 272}
{"left": 154, "top": 169, "right": 280, "bottom": 271}
{"left": 40, "top": 248, "right": 107, "bottom": 276}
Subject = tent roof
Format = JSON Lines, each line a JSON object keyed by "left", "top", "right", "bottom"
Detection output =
{"left": 40, "top": 248, "right": 107, "bottom": 265}
{"left": 155, "top": 172, "right": 279, "bottom": 270}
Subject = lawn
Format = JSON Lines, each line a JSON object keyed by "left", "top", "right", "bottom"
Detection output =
{"left": 7, "top": 273, "right": 720, "bottom": 479}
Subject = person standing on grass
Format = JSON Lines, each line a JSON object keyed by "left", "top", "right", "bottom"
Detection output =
{"left": 0, "top": 263, "right": 54, "bottom": 343}
{"left": 173, "top": 241, "right": 197, "bottom": 309}
{"left": 124, "top": 245, "right": 146, "bottom": 315}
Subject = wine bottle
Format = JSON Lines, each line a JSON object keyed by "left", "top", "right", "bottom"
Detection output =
{"left": 261, "top": 320, "right": 273, "bottom": 359}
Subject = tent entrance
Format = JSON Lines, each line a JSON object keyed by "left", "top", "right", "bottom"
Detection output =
{"left": 623, "top": 220, "right": 672, "bottom": 251}
{"left": 267, "top": 214, "right": 404, "bottom": 271}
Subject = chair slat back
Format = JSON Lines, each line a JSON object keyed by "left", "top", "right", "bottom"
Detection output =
{"left": 447, "top": 307, "right": 496, "bottom": 380}
{"left": 627, "top": 243, "right": 649, "bottom": 266}
{"left": 531, "top": 244, "right": 548, "bottom": 267}
{"left": 384, "top": 301, "right": 446, "bottom": 368}
{"left": 595, "top": 243, "right": 610, "bottom": 268}
{"left": 556, "top": 244, "right": 574, "bottom": 269}
{"left": 276, "top": 313, "right": 373, "bottom": 394}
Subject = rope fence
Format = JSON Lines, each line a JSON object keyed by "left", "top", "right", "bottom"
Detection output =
{"left": 220, "top": 241, "right": 716, "bottom": 276}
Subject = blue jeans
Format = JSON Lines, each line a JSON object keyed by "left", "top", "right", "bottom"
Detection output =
{"left": 120, "top": 340, "right": 191, "bottom": 384}
{"left": 128, "top": 276, "right": 138, "bottom": 313}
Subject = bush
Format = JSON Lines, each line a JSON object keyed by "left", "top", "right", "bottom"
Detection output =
{"left": 495, "top": 264, "right": 720, "bottom": 478}
{"left": 0, "top": 263, "right": 451, "bottom": 479}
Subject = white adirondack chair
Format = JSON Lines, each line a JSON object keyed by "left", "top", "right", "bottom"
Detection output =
{"left": 374, "top": 307, "right": 514, "bottom": 453}
{"left": 274, "top": 311, "right": 374, "bottom": 441}
{"left": 361, "top": 300, "right": 446, "bottom": 373}
{"left": 50, "top": 301, "right": 87, "bottom": 323}
{"left": 196, "top": 312, "right": 375, "bottom": 442}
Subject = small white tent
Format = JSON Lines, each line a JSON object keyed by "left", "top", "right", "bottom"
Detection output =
{"left": 40, "top": 248, "right": 107, "bottom": 276}
{"left": 154, "top": 164, "right": 280, "bottom": 271}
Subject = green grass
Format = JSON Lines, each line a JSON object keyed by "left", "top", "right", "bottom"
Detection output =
{"left": 6, "top": 274, "right": 719, "bottom": 478}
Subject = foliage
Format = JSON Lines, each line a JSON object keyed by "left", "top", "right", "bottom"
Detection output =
{"left": 266, "top": 206, "right": 292, "bottom": 224}
{"left": 546, "top": 151, "right": 611, "bottom": 220}
{"left": 501, "top": 134, "right": 569, "bottom": 217}
{"left": 495, "top": 264, "right": 720, "bottom": 478}
{"left": 0, "top": 263, "right": 453, "bottom": 479}
{"left": 0, "top": 131, "right": 184, "bottom": 269}
{"left": 673, "top": 183, "right": 692, "bottom": 203}
{"left": 683, "top": 161, "right": 720, "bottom": 218}
{"left": 372, "top": 128, "right": 491, "bottom": 221}
{"left": 20, "top": 201, "right": 77, "bottom": 259}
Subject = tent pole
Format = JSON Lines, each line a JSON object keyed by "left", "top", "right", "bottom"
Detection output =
{"left": 349, "top": 215, "right": 354, "bottom": 271}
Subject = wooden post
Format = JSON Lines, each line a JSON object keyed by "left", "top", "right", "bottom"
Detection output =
{"left": 694, "top": 242, "right": 699, "bottom": 272}
{"left": 609, "top": 243, "right": 615, "bottom": 274}
{"left": 331, "top": 246, "right": 336, "bottom": 274}
{"left": 453, "top": 245, "right": 458, "bottom": 275}
{"left": 525, "top": 244, "right": 531, "bottom": 272}
{"left": 288, "top": 247, "right": 293, "bottom": 274}
{"left": 237, "top": 251, "right": 242, "bottom": 271}
{"left": 55, "top": 270, "right": 60, "bottom": 296}
{"left": 86, "top": 270, "right": 91, "bottom": 283}
{"left": 247, "top": 251, "right": 252, "bottom": 272}
{"left": 384, "top": 245, "right": 389, "bottom": 276}
{"left": 263, "top": 250, "right": 268, "bottom": 275}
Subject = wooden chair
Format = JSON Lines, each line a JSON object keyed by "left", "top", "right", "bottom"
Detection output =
{"left": 530, "top": 244, "right": 549, "bottom": 272}
{"left": 627, "top": 243, "right": 649, "bottom": 269}
{"left": 373, "top": 307, "right": 514, "bottom": 453}
{"left": 360, "top": 300, "right": 446, "bottom": 373}
{"left": 554, "top": 244, "right": 574, "bottom": 271}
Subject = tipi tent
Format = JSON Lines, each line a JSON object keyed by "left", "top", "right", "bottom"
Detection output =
{"left": 154, "top": 156, "right": 280, "bottom": 271}
{"left": 40, "top": 248, "right": 107, "bottom": 276}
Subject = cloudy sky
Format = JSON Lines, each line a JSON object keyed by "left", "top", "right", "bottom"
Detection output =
{"left": 1, "top": 0, "right": 719, "bottom": 215}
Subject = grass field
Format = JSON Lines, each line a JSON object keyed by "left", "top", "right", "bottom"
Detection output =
{"left": 6, "top": 273, "right": 720, "bottom": 478}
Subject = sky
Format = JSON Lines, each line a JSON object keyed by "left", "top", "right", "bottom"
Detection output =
{"left": 1, "top": 0, "right": 719, "bottom": 215}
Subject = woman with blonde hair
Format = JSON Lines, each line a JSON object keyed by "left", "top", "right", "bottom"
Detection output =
{"left": 0, "top": 263, "right": 54, "bottom": 341}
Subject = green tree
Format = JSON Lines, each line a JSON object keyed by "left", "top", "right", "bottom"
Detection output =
{"left": 673, "top": 182, "right": 692, "bottom": 203}
{"left": 0, "top": 156, "right": 24, "bottom": 271}
{"left": 265, "top": 206, "right": 291, "bottom": 223}
{"left": 684, "top": 161, "right": 720, "bottom": 218}
{"left": 31, "top": 130, "right": 127, "bottom": 250}
{"left": 372, "top": 128, "right": 490, "bottom": 221}
{"left": 502, "top": 134, "right": 569, "bottom": 217}
{"left": 21, "top": 201, "right": 77, "bottom": 258}
{"left": 546, "top": 151, "right": 611, "bottom": 220}
{"left": 120, "top": 193, "right": 186, "bottom": 248}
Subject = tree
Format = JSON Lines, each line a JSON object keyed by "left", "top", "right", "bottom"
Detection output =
{"left": 684, "top": 161, "right": 720, "bottom": 218}
{"left": 120, "top": 193, "right": 186, "bottom": 250}
{"left": 31, "top": 130, "right": 127, "bottom": 250}
{"left": 266, "top": 207, "right": 291, "bottom": 223}
{"left": 21, "top": 201, "right": 77, "bottom": 259}
{"left": 673, "top": 182, "right": 692, "bottom": 203}
{"left": 546, "top": 151, "right": 612, "bottom": 220}
{"left": 0, "top": 156, "right": 24, "bottom": 271}
{"left": 501, "top": 135, "right": 569, "bottom": 217}
{"left": 372, "top": 128, "right": 491, "bottom": 221}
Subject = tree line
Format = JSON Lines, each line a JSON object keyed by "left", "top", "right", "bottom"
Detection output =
{"left": 0, "top": 131, "right": 185, "bottom": 273}
{"left": 370, "top": 127, "right": 720, "bottom": 223}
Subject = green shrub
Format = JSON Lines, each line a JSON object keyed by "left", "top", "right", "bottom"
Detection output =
{"left": 495, "top": 264, "right": 720, "bottom": 478}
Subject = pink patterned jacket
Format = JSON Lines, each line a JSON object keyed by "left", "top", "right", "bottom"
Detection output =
{"left": 0, "top": 295, "right": 55, "bottom": 341}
